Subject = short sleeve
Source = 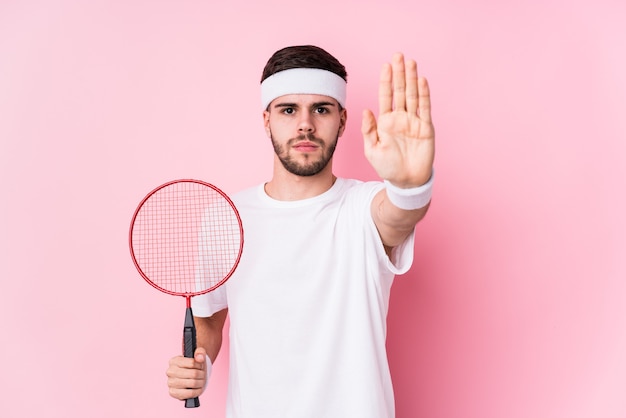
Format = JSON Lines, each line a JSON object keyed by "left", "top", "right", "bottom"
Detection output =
{"left": 191, "top": 286, "right": 227, "bottom": 317}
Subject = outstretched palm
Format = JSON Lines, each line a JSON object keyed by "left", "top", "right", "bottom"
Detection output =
{"left": 362, "top": 53, "right": 435, "bottom": 188}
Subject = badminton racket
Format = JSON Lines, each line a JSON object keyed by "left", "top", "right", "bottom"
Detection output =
{"left": 129, "top": 179, "right": 243, "bottom": 408}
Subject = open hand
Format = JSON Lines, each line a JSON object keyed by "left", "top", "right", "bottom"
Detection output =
{"left": 362, "top": 53, "right": 435, "bottom": 188}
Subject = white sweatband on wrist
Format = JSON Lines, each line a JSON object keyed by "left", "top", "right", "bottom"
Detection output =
{"left": 261, "top": 68, "right": 347, "bottom": 109}
{"left": 203, "top": 354, "right": 213, "bottom": 390}
{"left": 384, "top": 171, "right": 434, "bottom": 210}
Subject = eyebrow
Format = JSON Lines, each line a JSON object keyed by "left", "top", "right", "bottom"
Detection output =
{"left": 273, "top": 101, "right": 337, "bottom": 109}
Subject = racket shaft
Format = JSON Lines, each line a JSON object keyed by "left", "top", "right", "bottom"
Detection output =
{"left": 183, "top": 307, "right": 200, "bottom": 408}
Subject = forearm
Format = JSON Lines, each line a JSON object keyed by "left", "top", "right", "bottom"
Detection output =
{"left": 372, "top": 189, "right": 429, "bottom": 248}
{"left": 195, "top": 308, "right": 228, "bottom": 363}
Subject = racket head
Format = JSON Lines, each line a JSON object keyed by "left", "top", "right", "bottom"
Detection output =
{"left": 129, "top": 179, "right": 243, "bottom": 297}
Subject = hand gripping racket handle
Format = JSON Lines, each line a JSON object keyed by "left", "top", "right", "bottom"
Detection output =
{"left": 183, "top": 306, "right": 200, "bottom": 408}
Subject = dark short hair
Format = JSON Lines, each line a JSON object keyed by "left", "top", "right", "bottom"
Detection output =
{"left": 261, "top": 45, "right": 348, "bottom": 83}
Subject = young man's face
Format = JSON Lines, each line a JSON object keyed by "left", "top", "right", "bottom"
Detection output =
{"left": 263, "top": 94, "right": 347, "bottom": 177}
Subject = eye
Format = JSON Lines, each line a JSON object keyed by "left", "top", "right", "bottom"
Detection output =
{"left": 314, "top": 107, "right": 329, "bottom": 114}
{"left": 282, "top": 107, "right": 295, "bottom": 115}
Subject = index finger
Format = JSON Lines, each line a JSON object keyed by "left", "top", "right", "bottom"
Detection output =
{"left": 169, "top": 355, "right": 203, "bottom": 369}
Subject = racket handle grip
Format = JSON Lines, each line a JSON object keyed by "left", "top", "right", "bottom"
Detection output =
{"left": 185, "top": 397, "right": 200, "bottom": 408}
{"left": 183, "top": 307, "right": 200, "bottom": 408}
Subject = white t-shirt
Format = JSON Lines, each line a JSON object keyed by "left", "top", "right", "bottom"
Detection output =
{"left": 192, "top": 178, "right": 415, "bottom": 418}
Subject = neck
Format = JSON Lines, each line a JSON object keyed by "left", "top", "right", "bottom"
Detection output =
{"left": 264, "top": 161, "right": 336, "bottom": 201}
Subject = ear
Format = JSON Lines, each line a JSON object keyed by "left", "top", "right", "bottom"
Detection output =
{"left": 263, "top": 110, "right": 271, "bottom": 138}
{"left": 338, "top": 108, "right": 348, "bottom": 137}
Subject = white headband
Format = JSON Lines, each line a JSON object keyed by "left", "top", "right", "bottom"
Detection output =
{"left": 261, "top": 68, "right": 347, "bottom": 109}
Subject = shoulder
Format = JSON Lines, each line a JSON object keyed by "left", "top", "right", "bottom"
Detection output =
{"left": 231, "top": 184, "right": 263, "bottom": 205}
{"left": 337, "top": 178, "right": 384, "bottom": 201}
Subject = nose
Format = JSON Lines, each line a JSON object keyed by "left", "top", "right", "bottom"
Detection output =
{"left": 297, "top": 112, "right": 315, "bottom": 133}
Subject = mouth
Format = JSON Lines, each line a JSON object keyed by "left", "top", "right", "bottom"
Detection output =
{"left": 292, "top": 141, "right": 320, "bottom": 152}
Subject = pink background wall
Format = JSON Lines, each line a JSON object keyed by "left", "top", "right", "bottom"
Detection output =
{"left": 1, "top": 0, "right": 624, "bottom": 417}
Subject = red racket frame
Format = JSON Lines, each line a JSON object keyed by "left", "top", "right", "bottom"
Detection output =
{"left": 129, "top": 179, "right": 244, "bottom": 302}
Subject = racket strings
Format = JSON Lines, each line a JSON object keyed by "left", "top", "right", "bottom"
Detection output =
{"left": 131, "top": 181, "right": 242, "bottom": 295}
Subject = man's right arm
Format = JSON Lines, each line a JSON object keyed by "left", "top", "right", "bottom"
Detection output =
{"left": 197, "top": 308, "right": 228, "bottom": 363}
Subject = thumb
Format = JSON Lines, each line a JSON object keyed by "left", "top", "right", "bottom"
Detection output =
{"left": 194, "top": 347, "right": 207, "bottom": 363}
{"left": 194, "top": 347, "right": 213, "bottom": 388}
{"left": 361, "top": 109, "right": 378, "bottom": 149}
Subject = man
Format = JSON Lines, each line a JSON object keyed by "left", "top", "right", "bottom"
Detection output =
{"left": 166, "top": 45, "right": 435, "bottom": 417}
